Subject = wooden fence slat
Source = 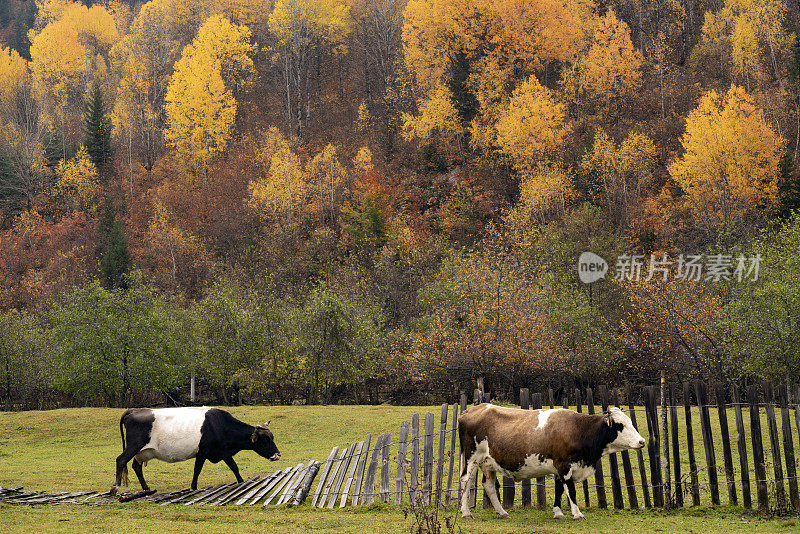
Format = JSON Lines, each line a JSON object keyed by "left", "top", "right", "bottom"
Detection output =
{"left": 281, "top": 464, "right": 309, "bottom": 505}
{"left": 326, "top": 444, "right": 355, "bottom": 508}
{"left": 532, "top": 393, "right": 546, "bottom": 510}
{"left": 731, "top": 385, "right": 751, "bottom": 508}
{"left": 695, "top": 381, "right": 720, "bottom": 505}
{"left": 395, "top": 422, "right": 410, "bottom": 505}
{"left": 362, "top": 434, "right": 384, "bottom": 505}
{"left": 644, "top": 385, "right": 663, "bottom": 507}
{"left": 682, "top": 383, "right": 700, "bottom": 506}
{"left": 780, "top": 384, "right": 799, "bottom": 509}
{"left": 436, "top": 404, "right": 448, "bottom": 506}
{"left": 292, "top": 461, "right": 322, "bottom": 507}
{"left": 748, "top": 385, "right": 769, "bottom": 510}
{"left": 587, "top": 387, "right": 608, "bottom": 509}
{"left": 548, "top": 387, "right": 554, "bottom": 409}
{"left": 445, "top": 403, "right": 459, "bottom": 506}
{"left": 615, "top": 388, "right": 638, "bottom": 509}
{"left": 319, "top": 446, "right": 347, "bottom": 507}
{"left": 411, "top": 414, "right": 420, "bottom": 504}
{"left": 714, "top": 383, "right": 737, "bottom": 505}
{"left": 341, "top": 441, "right": 366, "bottom": 508}
{"left": 600, "top": 385, "right": 624, "bottom": 509}
{"left": 764, "top": 382, "right": 786, "bottom": 509}
{"left": 312, "top": 447, "right": 339, "bottom": 507}
{"left": 520, "top": 388, "right": 531, "bottom": 508}
{"left": 668, "top": 385, "right": 682, "bottom": 507}
{"left": 351, "top": 434, "right": 371, "bottom": 506}
{"left": 211, "top": 476, "right": 260, "bottom": 506}
{"left": 380, "top": 432, "right": 392, "bottom": 503}
{"left": 460, "top": 392, "right": 467, "bottom": 413}
{"left": 423, "top": 413, "right": 435, "bottom": 504}
{"left": 245, "top": 469, "right": 288, "bottom": 505}
{"left": 576, "top": 387, "right": 590, "bottom": 508}
{"left": 266, "top": 463, "right": 303, "bottom": 506}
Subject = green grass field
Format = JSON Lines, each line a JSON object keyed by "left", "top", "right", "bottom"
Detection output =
{"left": 0, "top": 405, "right": 798, "bottom": 533}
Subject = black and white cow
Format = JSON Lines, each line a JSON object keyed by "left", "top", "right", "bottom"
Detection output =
{"left": 458, "top": 403, "right": 645, "bottom": 520}
{"left": 111, "top": 407, "right": 281, "bottom": 495}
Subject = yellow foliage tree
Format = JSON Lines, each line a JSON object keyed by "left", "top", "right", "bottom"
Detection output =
{"left": 307, "top": 144, "right": 347, "bottom": 221}
{"left": 495, "top": 76, "right": 570, "bottom": 170}
{"left": 669, "top": 85, "right": 783, "bottom": 230}
{"left": 164, "top": 15, "right": 255, "bottom": 170}
{"left": 0, "top": 47, "right": 28, "bottom": 115}
{"left": 248, "top": 130, "right": 309, "bottom": 228}
{"left": 402, "top": 84, "right": 463, "bottom": 155}
{"left": 55, "top": 145, "right": 100, "bottom": 212}
{"left": 514, "top": 164, "right": 574, "bottom": 224}
{"left": 581, "top": 9, "right": 642, "bottom": 110}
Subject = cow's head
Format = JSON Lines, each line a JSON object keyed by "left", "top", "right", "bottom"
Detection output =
{"left": 251, "top": 421, "right": 281, "bottom": 461}
{"left": 603, "top": 407, "right": 645, "bottom": 453}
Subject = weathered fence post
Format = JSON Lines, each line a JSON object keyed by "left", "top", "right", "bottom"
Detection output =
{"left": 615, "top": 388, "right": 638, "bottom": 508}
{"left": 714, "top": 383, "right": 737, "bottom": 505}
{"left": 669, "top": 384, "right": 682, "bottom": 507}
{"left": 748, "top": 385, "right": 769, "bottom": 510}
{"left": 395, "top": 422, "right": 409, "bottom": 505}
{"left": 644, "top": 385, "right": 663, "bottom": 507}
{"left": 520, "top": 388, "right": 531, "bottom": 508}
{"left": 379, "top": 432, "right": 392, "bottom": 503}
{"left": 445, "top": 403, "right": 459, "bottom": 506}
{"left": 411, "top": 415, "right": 420, "bottom": 503}
{"left": 695, "top": 381, "right": 720, "bottom": 505}
{"left": 435, "top": 404, "right": 448, "bottom": 506}
{"left": 587, "top": 387, "right": 607, "bottom": 508}
{"left": 423, "top": 413, "right": 434, "bottom": 505}
{"left": 627, "top": 385, "right": 650, "bottom": 508}
{"left": 532, "top": 392, "right": 546, "bottom": 510}
{"left": 660, "top": 374, "right": 672, "bottom": 509}
{"left": 780, "top": 385, "right": 799, "bottom": 509}
{"left": 600, "top": 385, "right": 623, "bottom": 509}
{"left": 576, "top": 387, "right": 591, "bottom": 508}
{"left": 764, "top": 382, "right": 786, "bottom": 509}
{"left": 682, "top": 383, "right": 700, "bottom": 506}
{"left": 731, "top": 385, "right": 751, "bottom": 508}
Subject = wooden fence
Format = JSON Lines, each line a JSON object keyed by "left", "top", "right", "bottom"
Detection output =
{"left": 308, "top": 381, "right": 800, "bottom": 511}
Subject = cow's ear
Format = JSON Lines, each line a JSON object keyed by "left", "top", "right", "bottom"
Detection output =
{"left": 251, "top": 430, "right": 259, "bottom": 443}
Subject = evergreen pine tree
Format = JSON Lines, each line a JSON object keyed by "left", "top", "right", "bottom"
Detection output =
{"left": 100, "top": 199, "right": 130, "bottom": 290}
{"left": 83, "top": 82, "right": 112, "bottom": 172}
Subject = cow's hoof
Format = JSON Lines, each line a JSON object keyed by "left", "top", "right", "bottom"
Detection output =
{"left": 109, "top": 486, "right": 118, "bottom": 496}
{"left": 553, "top": 508, "right": 566, "bottom": 520}
{"left": 498, "top": 512, "right": 510, "bottom": 519}
{"left": 573, "top": 514, "right": 586, "bottom": 520}
{"left": 462, "top": 512, "right": 474, "bottom": 519}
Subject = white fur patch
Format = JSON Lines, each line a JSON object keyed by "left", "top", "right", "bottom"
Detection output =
{"left": 566, "top": 462, "right": 595, "bottom": 482}
{"left": 536, "top": 409, "right": 560, "bottom": 430}
{"left": 514, "top": 452, "right": 557, "bottom": 480}
{"left": 135, "top": 407, "right": 211, "bottom": 464}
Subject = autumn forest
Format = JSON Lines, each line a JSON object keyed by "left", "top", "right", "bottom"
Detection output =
{"left": 0, "top": 0, "right": 799, "bottom": 409}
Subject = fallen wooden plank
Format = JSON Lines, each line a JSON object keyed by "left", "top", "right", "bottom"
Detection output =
{"left": 264, "top": 463, "right": 304, "bottom": 506}
{"left": 246, "top": 467, "right": 291, "bottom": 505}
{"left": 291, "top": 461, "right": 321, "bottom": 507}
{"left": 279, "top": 464, "right": 309, "bottom": 505}
{"left": 119, "top": 489, "right": 157, "bottom": 503}
{"left": 211, "top": 476, "right": 262, "bottom": 506}
{"left": 161, "top": 486, "right": 211, "bottom": 505}
{"left": 183, "top": 484, "right": 231, "bottom": 506}
{"left": 234, "top": 473, "right": 279, "bottom": 505}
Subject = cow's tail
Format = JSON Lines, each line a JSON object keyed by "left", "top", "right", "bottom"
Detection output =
{"left": 119, "top": 414, "right": 129, "bottom": 487}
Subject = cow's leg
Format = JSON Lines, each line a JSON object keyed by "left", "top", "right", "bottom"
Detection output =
{"left": 111, "top": 445, "right": 142, "bottom": 495}
{"left": 564, "top": 477, "right": 585, "bottom": 520}
{"left": 553, "top": 477, "right": 566, "bottom": 519}
{"left": 191, "top": 454, "right": 206, "bottom": 490}
{"left": 223, "top": 457, "right": 243, "bottom": 483}
{"left": 131, "top": 458, "right": 150, "bottom": 491}
{"left": 481, "top": 468, "right": 509, "bottom": 518}
{"left": 459, "top": 458, "right": 479, "bottom": 519}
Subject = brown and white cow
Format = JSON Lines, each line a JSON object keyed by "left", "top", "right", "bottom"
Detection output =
{"left": 458, "top": 403, "right": 645, "bottom": 520}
